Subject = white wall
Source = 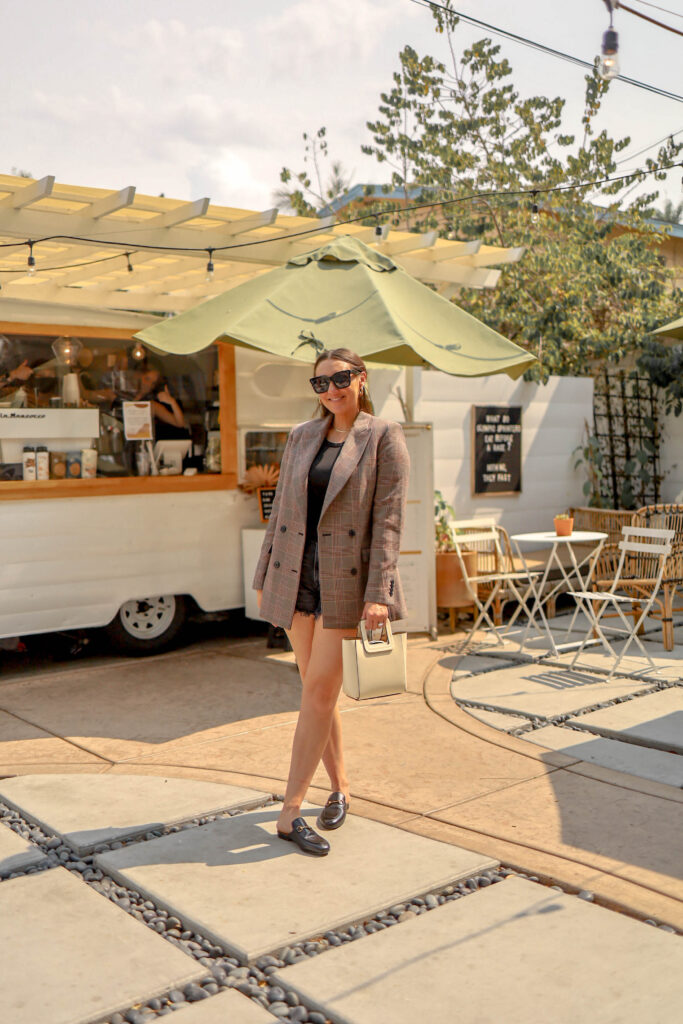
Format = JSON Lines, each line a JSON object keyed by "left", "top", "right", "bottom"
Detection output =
{"left": 234, "top": 348, "right": 593, "bottom": 536}
{"left": 411, "top": 369, "right": 594, "bottom": 536}
{"left": 660, "top": 408, "right": 683, "bottom": 503}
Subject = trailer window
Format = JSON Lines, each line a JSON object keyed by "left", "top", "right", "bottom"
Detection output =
{"left": 0, "top": 334, "right": 221, "bottom": 481}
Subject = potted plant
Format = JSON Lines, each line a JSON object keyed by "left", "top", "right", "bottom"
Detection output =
{"left": 553, "top": 512, "right": 574, "bottom": 537}
{"left": 434, "top": 490, "right": 478, "bottom": 607}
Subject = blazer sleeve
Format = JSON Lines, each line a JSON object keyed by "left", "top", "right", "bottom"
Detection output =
{"left": 364, "top": 422, "right": 410, "bottom": 606}
{"left": 251, "top": 429, "right": 296, "bottom": 590}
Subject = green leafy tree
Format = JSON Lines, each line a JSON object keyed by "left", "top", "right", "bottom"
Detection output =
{"left": 275, "top": 127, "right": 353, "bottom": 217}
{"left": 360, "top": 2, "right": 682, "bottom": 381}
{"left": 652, "top": 198, "right": 683, "bottom": 224}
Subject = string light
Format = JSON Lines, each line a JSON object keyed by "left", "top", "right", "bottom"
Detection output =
{"left": 126, "top": 252, "right": 133, "bottom": 273}
{"left": 599, "top": 1, "right": 620, "bottom": 81}
{"left": 205, "top": 248, "right": 214, "bottom": 282}
{"left": 0, "top": 159, "right": 680, "bottom": 278}
{"left": 530, "top": 191, "right": 539, "bottom": 224}
{"left": 27, "top": 240, "right": 36, "bottom": 275}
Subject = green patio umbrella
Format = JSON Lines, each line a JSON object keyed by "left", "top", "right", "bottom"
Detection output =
{"left": 651, "top": 315, "right": 683, "bottom": 341}
{"left": 135, "top": 235, "right": 536, "bottom": 378}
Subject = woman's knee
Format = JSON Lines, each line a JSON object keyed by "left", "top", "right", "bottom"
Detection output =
{"left": 302, "top": 675, "right": 340, "bottom": 716}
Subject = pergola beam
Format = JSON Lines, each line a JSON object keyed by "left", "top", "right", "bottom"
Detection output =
{"left": 379, "top": 230, "right": 438, "bottom": 256}
{"left": 0, "top": 175, "right": 55, "bottom": 210}
{"left": 88, "top": 186, "right": 137, "bottom": 219}
{"left": 147, "top": 197, "right": 210, "bottom": 229}
{"left": 396, "top": 255, "right": 501, "bottom": 288}
{"left": 213, "top": 208, "right": 279, "bottom": 237}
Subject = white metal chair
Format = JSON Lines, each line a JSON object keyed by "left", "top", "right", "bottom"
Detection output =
{"left": 450, "top": 518, "right": 540, "bottom": 649}
{"left": 569, "top": 526, "right": 675, "bottom": 679}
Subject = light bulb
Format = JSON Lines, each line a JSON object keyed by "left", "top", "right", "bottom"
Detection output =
{"left": 126, "top": 253, "right": 134, "bottom": 273}
{"left": 27, "top": 241, "right": 36, "bottom": 275}
{"left": 205, "top": 250, "right": 215, "bottom": 282}
{"left": 51, "top": 336, "right": 82, "bottom": 366}
{"left": 599, "top": 28, "right": 619, "bottom": 81}
{"left": 530, "top": 193, "right": 539, "bottom": 224}
{"left": 131, "top": 342, "right": 145, "bottom": 362}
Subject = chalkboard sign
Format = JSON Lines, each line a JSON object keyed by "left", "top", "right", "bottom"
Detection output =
{"left": 257, "top": 487, "right": 277, "bottom": 522}
{"left": 472, "top": 405, "right": 522, "bottom": 495}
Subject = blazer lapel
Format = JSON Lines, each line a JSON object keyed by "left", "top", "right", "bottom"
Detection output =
{"left": 320, "top": 412, "right": 373, "bottom": 519}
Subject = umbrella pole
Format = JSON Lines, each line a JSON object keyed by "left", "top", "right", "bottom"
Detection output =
{"left": 405, "top": 366, "right": 415, "bottom": 423}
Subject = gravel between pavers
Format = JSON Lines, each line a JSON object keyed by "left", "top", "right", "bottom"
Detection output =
{"left": 1, "top": 789, "right": 680, "bottom": 1024}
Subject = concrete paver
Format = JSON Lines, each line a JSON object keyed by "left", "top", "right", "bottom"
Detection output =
{"left": 0, "top": 773, "right": 269, "bottom": 854}
{"left": 566, "top": 688, "right": 683, "bottom": 754}
{"left": 169, "top": 990, "right": 276, "bottom": 1022}
{"left": 554, "top": 641, "right": 683, "bottom": 681}
{"left": 452, "top": 661, "right": 651, "bottom": 719}
{"left": 0, "top": 819, "right": 48, "bottom": 875}
{"left": 96, "top": 803, "right": 497, "bottom": 963}
{"left": 448, "top": 654, "right": 518, "bottom": 678}
{"left": 432, "top": 770, "right": 683, "bottom": 904}
{"left": 275, "top": 877, "right": 683, "bottom": 1024}
{"left": 0, "top": 867, "right": 203, "bottom": 1024}
{"left": 526, "top": 725, "right": 683, "bottom": 787}
{"left": 455, "top": 706, "right": 528, "bottom": 731}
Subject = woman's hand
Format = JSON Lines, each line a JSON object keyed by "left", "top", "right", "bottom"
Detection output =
{"left": 256, "top": 590, "right": 263, "bottom": 610}
{"left": 362, "top": 601, "right": 388, "bottom": 632}
{"left": 157, "top": 385, "right": 172, "bottom": 405}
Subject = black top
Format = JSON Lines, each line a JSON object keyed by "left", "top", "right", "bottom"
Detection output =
{"left": 153, "top": 390, "right": 190, "bottom": 440}
{"left": 306, "top": 438, "right": 343, "bottom": 541}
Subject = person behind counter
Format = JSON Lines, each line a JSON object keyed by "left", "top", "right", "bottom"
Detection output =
{"left": 134, "top": 367, "right": 189, "bottom": 440}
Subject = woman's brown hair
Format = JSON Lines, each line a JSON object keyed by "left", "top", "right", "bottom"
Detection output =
{"left": 313, "top": 348, "right": 374, "bottom": 418}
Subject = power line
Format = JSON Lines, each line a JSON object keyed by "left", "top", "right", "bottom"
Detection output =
{"left": 615, "top": 127, "right": 683, "bottom": 163}
{"left": 409, "top": 0, "right": 683, "bottom": 103}
{"left": 618, "top": 0, "right": 683, "bottom": 36}
{"left": 630, "top": 0, "right": 683, "bottom": 20}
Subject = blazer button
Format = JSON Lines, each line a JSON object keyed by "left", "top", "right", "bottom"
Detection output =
{"left": 280, "top": 525, "right": 287, "bottom": 533}
{"left": 350, "top": 567, "right": 357, "bottom": 576}
{"left": 348, "top": 529, "right": 356, "bottom": 537}
{"left": 274, "top": 560, "right": 281, "bottom": 568}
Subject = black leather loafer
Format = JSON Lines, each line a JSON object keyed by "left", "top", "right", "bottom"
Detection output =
{"left": 317, "top": 792, "right": 349, "bottom": 831}
{"left": 277, "top": 817, "right": 330, "bottom": 856}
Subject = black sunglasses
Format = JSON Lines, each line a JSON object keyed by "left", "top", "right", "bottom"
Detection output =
{"left": 309, "top": 368, "right": 362, "bottom": 394}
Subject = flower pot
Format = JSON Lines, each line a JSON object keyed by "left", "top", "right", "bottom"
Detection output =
{"left": 554, "top": 516, "right": 574, "bottom": 537}
{"left": 436, "top": 549, "right": 478, "bottom": 607}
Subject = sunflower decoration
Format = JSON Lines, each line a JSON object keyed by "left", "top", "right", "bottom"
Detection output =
{"left": 240, "top": 462, "right": 280, "bottom": 494}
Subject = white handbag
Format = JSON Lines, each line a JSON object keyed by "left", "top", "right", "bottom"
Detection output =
{"left": 342, "top": 620, "right": 408, "bottom": 701}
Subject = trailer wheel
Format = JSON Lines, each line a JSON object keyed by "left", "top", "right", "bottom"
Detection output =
{"left": 104, "top": 595, "right": 187, "bottom": 655}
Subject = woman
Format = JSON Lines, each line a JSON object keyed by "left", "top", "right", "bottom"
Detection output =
{"left": 134, "top": 367, "right": 188, "bottom": 439}
{"left": 253, "top": 348, "right": 409, "bottom": 856}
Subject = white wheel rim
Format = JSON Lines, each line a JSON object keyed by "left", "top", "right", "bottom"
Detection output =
{"left": 119, "top": 595, "right": 176, "bottom": 640}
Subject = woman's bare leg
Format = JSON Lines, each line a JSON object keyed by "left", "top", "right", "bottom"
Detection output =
{"left": 286, "top": 615, "right": 350, "bottom": 806}
{"left": 278, "top": 617, "right": 355, "bottom": 833}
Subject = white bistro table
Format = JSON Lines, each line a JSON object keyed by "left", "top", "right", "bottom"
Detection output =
{"left": 510, "top": 530, "right": 608, "bottom": 656}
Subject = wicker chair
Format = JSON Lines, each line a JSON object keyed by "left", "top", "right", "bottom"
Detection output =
{"left": 568, "top": 506, "right": 635, "bottom": 544}
{"left": 589, "top": 503, "right": 683, "bottom": 650}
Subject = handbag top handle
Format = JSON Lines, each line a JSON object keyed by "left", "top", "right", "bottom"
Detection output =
{"left": 359, "top": 619, "right": 394, "bottom": 653}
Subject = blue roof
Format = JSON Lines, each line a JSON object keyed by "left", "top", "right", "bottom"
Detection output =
{"left": 317, "top": 183, "right": 436, "bottom": 217}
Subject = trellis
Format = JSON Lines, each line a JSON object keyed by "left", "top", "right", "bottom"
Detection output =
{"left": 593, "top": 369, "right": 661, "bottom": 509}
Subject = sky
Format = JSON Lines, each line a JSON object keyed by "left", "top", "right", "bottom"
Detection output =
{"left": 2, "top": 0, "right": 682, "bottom": 213}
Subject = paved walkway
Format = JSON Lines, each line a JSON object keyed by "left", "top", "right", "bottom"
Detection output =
{"left": 0, "top": 622, "right": 682, "bottom": 1022}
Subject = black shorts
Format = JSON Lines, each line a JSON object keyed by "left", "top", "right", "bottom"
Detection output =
{"left": 295, "top": 539, "right": 322, "bottom": 618}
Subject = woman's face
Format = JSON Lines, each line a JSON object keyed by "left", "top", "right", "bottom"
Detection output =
{"left": 315, "top": 358, "right": 366, "bottom": 418}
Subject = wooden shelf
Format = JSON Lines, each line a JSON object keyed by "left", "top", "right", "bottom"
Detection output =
{"left": 0, "top": 473, "right": 237, "bottom": 501}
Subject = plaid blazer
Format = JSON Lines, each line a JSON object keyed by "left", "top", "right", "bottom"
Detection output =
{"left": 252, "top": 412, "right": 410, "bottom": 629}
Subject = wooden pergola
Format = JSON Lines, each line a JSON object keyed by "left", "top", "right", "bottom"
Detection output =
{"left": 0, "top": 174, "right": 524, "bottom": 315}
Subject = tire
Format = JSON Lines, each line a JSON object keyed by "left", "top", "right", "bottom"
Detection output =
{"left": 104, "top": 595, "right": 187, "bottom": 655}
